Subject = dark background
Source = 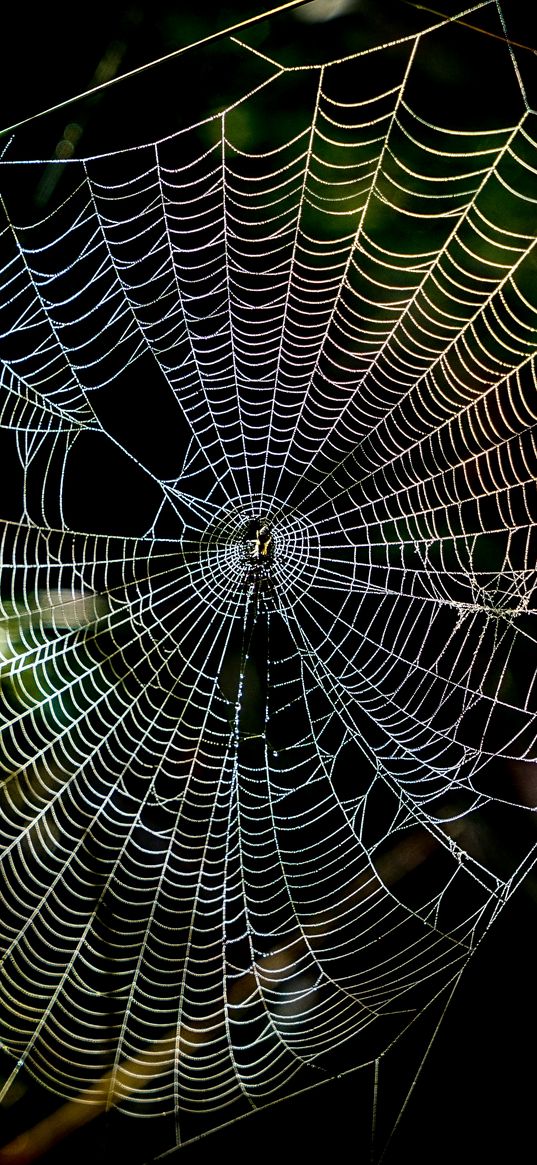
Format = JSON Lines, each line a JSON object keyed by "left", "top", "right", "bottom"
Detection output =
{"left": 1, "top": 2, "right": 536, "bottom": 1162}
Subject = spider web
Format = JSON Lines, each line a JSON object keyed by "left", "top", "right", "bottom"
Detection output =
{"left": 1, "top": 1, "right": 537, "bottom": 1157}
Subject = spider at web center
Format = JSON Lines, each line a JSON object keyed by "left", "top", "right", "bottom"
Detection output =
{"left": 242, "top": 517, "right": 274, "bottom": 597}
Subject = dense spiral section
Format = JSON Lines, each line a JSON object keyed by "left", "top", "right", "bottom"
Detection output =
{"left": 1, "top": 3, "right": 537, "bottom": 1149}
{"left": 198, "top": 494, "right": 322, "bottom": 615}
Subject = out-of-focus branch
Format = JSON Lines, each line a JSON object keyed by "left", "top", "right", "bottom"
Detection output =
{"left": 0, "top": 829, "right": 440, "bottom": 1163}
{"left": 0, "top": 2, "right": 314, "bottom": 137}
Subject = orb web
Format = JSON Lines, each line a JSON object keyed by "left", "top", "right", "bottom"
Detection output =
{"left": 1, "top": 1, "right": 537, "bottom": 1157}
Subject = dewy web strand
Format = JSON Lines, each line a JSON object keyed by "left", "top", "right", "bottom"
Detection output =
{"left": 1, "top": 2, "right": 537, "bottom": 1159}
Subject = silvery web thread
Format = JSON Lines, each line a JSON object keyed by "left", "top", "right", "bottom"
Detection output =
{"left": 0, "top": 1, "right": 536, "bottom": 1151}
